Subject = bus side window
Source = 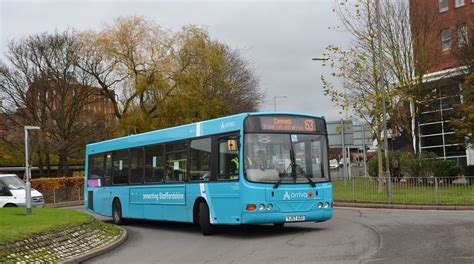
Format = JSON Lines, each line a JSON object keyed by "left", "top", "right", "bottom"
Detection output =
{"left": 113, "top": 150, "right": 129, "bottom": 185}
{"left": 104, "top": 153, "right": 112, "bottom": 186}
{"left": 218, "top": 136, "right": 240, "bottom": 181}
{"left": 88, "top": 154, "right": 104, "bottom": 184}
{"left": 131, "top": 148, "right": 144, "bottom": 184}
{"left": 165, "top": 141, "right": 187, "bottom": 182}
{"left": 190, "top": 138, "right": 211, "bottom": 181}
{"left": 145, "top": 145, "right": 164, "bottom": 183}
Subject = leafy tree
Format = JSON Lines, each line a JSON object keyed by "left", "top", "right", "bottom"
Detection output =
{"left": 79, "top": 17, "right": 263, "bottom": 135}
{"left": 322, "top": 1, "right": 439, "bottom": 189}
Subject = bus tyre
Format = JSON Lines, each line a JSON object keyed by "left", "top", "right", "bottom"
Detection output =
{"left": 199, "top": 202, "right": 216, "bottom": 236}
{"left": 273, "top": 223, "right": 285, "bottom": 228}
{"left": 112, "top": 199, "right": 125, "bottom": 225}
{"left": 4, "top": 203, "right": 16, "bottom": 207}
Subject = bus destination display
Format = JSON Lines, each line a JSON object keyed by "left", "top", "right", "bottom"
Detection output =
{"left": 260, "top": 116, "right": 316, "bottom": 132}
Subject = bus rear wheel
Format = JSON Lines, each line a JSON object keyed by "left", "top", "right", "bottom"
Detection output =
{"left": 199, "top": 201, "right": 216, "bottom": 236}
{"left": 4, "top": 203, "right": 16, "bottom": 207}
{"left": 112, "top": 199, "right": 125, "bottom": 225}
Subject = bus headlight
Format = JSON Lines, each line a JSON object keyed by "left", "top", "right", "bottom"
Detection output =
{"left": 324, "top": 202, "right": 329, "bottom": 208}
{"left": 258, "top": 204, "right": 265, "bottom": 211}
{"left": 267, "top": 204, "right": 273, "bottom": 211}
{"left": 317, "top": 202, "right": 323, "bottom": 209}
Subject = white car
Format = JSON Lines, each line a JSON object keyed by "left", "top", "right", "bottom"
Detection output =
{"left": 329, "top": 159, "right": 339, "bottom": 170}
{"left": 0, "top": 174, "right": 45, "bottom": 208}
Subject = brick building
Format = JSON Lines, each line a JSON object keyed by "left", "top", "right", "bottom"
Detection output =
{"left": 409, "top": 0, "right": 473, "bottom": 165}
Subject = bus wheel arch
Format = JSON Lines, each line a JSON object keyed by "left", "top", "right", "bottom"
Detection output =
{"left": 3, "top": 203, "right": 17, "bottom": 207}
{"left": 112, "top": 197, "right": 125, "bottom": 225}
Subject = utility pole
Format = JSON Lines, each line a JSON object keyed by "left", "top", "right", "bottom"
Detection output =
{"left": 376, "top": 0, "right": 392, "bottom": 202}
{"left": 25, "top": 125, "right": 40, "bottom": 215}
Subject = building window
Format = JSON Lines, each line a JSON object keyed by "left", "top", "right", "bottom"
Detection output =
{"left": 455, "top": 0, "right": 465, "bottom": 8}
{"left": 441, "top": 28, "right": 451, "bottom": 51}
{"left": 457, "top": 24, "right": 467, "bottom": 47}
{"left": 439, "top": 0, "right": 448, "bottom": 12}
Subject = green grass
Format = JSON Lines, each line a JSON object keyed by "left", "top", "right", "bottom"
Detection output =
{"left": 0, "top": 208, "right": 92, "bottom": 244}
{"left": 333, "top": 177, "right": 474, "bottom": 205}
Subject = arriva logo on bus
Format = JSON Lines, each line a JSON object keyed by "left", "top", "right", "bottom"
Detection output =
{"left": 283, "top": 191, "right": 313, "bottom": 200}
{"left": 220, "top": 121, "right": 235, "bottom": 130}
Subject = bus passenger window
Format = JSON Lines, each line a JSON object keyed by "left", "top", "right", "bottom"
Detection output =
{"left": 104, "top": 154, "right": 112, "bottom": 186}
{"left": 165, "top": 141, "right": 187, "bottom": 182}
{"left": 89, "top": 154, "right": 104, "bottom": 180}
{"left": 218, "top": 136, "right": 240, "bottom": 180}
{"left": 190, "top": 138, "right": 211, "bottom": 181}
{"left": 145, "top": 145, "right": 164, "bottom": 183}
{"left": 131, "top": 148, "right": 144, "bottom": 184}
{"left": 113, "top": 150, "right": 129, "bottom": 185}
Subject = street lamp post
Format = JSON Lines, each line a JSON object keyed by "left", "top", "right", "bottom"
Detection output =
{"left": 273, "top": 96, "right": 288, "bottom": 112}
{"left": 24, "top": 125, "right": 40, "bottom": 216}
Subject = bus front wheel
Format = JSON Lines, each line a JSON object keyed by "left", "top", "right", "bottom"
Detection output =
{"left": 199, "top": 201, "right": 216, "bottom": 236}
{"left": 112, "top": 199, "right": 125, "bottom": 225}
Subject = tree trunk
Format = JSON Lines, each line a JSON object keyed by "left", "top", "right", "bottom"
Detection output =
{"left": 58, "top": 152, "right": 69, "bottom": 177}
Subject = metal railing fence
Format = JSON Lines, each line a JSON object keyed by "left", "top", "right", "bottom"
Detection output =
{"left": 333, "top": 176, "right": 474, "bottom": 205}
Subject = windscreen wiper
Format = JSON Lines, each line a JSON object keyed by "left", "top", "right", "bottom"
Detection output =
{"left": 274, "top": 163, "right": 292, "bottom": 189}
{"left": 295, "top": 163, "right": 315, "bottom": 188}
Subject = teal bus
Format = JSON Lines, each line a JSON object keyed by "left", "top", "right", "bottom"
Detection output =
{"left": 85, "top": 112, "right": 333, "bottom": 235}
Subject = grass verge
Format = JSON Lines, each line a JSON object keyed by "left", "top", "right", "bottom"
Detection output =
{"left": 333, "top": 177, "right": 474, "bottom": 205}
{"left": 0, "top": 208, "right": 92, "bottom": 244}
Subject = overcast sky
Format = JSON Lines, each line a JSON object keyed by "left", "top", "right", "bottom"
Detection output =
{"left": 0, "top": 0, "right": 349, "bottom": 120}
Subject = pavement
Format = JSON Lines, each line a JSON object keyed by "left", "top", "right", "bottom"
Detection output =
{"left": 64, "top": 206, "right": 474, "bottom": 264}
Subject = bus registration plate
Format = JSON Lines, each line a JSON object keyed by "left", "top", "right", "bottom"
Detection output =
{"left": 285, "top": 215, "right": 305, "bottom": 222}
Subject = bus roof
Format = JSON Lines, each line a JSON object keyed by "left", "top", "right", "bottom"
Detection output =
{"left": 86, "top": 112, "right": 324, "bottom": 155}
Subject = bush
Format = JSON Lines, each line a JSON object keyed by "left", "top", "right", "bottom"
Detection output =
{"left": 434, "top": 160, "right": 463, "bottom": 178}
{"left": 31, "top": 176, "right": 84, "bottom": 191}
{"left": 464, "top": 165, "right": 474, "bottom": 176}
{"left": 403, "top": 152, "right": 438, "bottom": 178}
{"left": 368, "top": 151, "right": 438, "bottom": 178}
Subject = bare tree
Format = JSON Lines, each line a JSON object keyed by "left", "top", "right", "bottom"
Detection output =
{"left": 0, "top": 31, "right": 111, "bottom": 176}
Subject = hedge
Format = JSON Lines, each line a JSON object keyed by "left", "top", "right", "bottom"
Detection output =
{"left": 31, "top": 176, "right": 84, "bottom": 191}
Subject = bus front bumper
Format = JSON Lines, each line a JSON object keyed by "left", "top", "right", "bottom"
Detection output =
{"left": 241, "top": 209, "right": 333, "bottom": 224}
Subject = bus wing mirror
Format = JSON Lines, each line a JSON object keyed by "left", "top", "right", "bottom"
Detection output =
{"left": 228, "top": 139, "right": 238, "bottom": 151}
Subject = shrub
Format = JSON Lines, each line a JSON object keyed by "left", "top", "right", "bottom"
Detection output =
{"left": 368, "top": 151, "right": 438, "bottom": 178}
{"left": 31, "top": 176, "right": 84, "bottom": 191}
{"left": 434, "top": 160, "right": 463, "bottom": 178}
{"left": 464, "top": 165, "right": 474, "bottom": 176}
{"left": 403, "top": 152, "right": 438, "bottom": 178}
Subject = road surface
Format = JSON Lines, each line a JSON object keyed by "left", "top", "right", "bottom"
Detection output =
{"left": 73, "top": 207, "right": 474, "bottom": 264}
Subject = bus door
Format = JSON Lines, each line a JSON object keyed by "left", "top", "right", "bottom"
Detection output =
{"left": 205, "top": 134, "right": 241, "bottom": 224}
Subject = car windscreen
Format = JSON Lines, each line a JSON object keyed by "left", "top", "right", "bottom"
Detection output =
{"left": 0, "top": 176, "right": 26, "bottom": 190}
